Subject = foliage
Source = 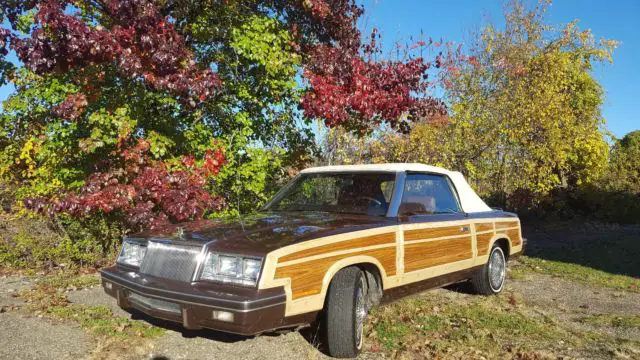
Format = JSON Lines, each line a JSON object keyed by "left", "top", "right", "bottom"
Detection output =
{"left": 0, "top": 0, "right": 454, "bottom": 236}
{"left": 0, "top": 213, "right": 114, "bottom": 269}
{"left": 302, "top": 32, "right": 447, "bottom": 132}
{"left": 442, "top": 1, "right": 614, "bottom": 206}
{"left": 321, "top": 1, "right": 616, "bottom": 213}
{"left": 546, "top": 131, "right": 640, "bottom": 223}
{"left": 26, "top": 138, "right": 226, "bottom": 229}
{"left": 603, "top": 130, "right": 640, "bottom": 193}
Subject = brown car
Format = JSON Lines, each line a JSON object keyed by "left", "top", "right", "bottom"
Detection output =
{"left": 100, "top": 163, "right": 525, "bottom": 358}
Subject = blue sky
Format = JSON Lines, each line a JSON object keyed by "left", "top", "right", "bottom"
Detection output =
{"left": 358, "top": 0, "right": 640, "bottom": 138}
{"left": 1, "top": 1, "right": 637, "bottom": 137}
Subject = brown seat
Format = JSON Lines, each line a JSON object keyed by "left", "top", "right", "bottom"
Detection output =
{"left": 398, "top": 195, "right": 436, "bottom": 215}
{"left": 398, "top": 202, "right": 426, "bottom": 215}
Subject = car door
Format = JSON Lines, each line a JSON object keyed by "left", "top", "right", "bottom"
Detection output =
{"left": 397, "top": 172, "right": 476, "bottom": 284}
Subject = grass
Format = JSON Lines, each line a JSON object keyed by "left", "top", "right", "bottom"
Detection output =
{"left": 48, "top": 304, "right": 165, "bottom": 339}
{"left": 366, "top": 293, "right": 569, "bottom": 358}
{"left": 512, "top": 256, "right": 640, "bottom": 293}
{"left": 580, "top": 314, "right": 640, "bottom": 330}
{"left": 37, "top": 273, "right": 101, "bottom": 289}
{"left": 515, "top": 222, "right": 640, "bottom": 293}
{"left": 366, "top": 222, "right": 640, "bottom": 359}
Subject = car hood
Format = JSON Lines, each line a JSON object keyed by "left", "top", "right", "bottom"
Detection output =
{"left": 132, "top": 212, "right": 397, "bottom": 256}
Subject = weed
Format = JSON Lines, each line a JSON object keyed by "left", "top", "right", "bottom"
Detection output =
{"left": 38, "top": 273, "right": 100, "bottom": 289}
{"left": 48, "top": 304, "right": 165, "bottom": 339}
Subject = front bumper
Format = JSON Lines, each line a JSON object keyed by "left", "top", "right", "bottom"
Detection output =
{"left": 100, "top": 266, "right": 312, "bottom": 335}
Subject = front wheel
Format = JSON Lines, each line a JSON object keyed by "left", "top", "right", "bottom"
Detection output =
{"left": 471, "top": 244, "right": 506, "bottom": 295}
{"left": 325, "top": 267, "right": 367, "bottom": 358}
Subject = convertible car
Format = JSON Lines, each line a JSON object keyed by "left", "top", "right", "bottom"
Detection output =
{"left": 100, "top": 163, "right": 525, "bottom": 358}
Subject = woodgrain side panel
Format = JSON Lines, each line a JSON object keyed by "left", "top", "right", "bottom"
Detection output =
{"left": 279, "top": 232, "right": 395, "bottom": 262}
{"left": 274, "top": 247, "right": 396, "bottom": 299}
{"left": 404, "top": 225, "right": 470, "bottom": 242}
{"left": 404, "top": 236, "right": 472, "bottom": 273}
{"left": 505, "top": 229, "right": 522, "bottom": 246}
{"left": 475, "top": 222, "right": 494, "bottom": 232}
{"left": 495, "top": 221, "right": 519, "bottom": 230}
{"left": 476, "top": 233, "right": 493, "bottom": 255}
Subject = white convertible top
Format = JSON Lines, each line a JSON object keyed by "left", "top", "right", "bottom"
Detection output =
{"left": 302, "top": 163, "right": 492, "bottom": 213}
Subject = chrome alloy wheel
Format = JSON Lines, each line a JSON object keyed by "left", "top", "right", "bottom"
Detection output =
{"left": 354, "top": 274, "right": 367, "bottom": 350}
{"left": 488, "top": 247, "right": 506, "bottom": 292}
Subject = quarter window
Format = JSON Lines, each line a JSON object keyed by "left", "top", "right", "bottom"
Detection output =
{"left": 399, "top": 173, "right": 461, "bottom": 215}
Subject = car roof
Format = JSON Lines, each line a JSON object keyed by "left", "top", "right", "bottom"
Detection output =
{"left": 300, "top": 163, "right": 492, "bottom": 213}
{"left": 300, "top": 163, "right": 452, "bottom": 175}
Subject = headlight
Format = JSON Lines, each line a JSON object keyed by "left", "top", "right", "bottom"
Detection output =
{"left": 117, "top": 240, "right": 147, "bottom": 267}
{"left": 200, "top": 252, "right": 262, "bottom": 286}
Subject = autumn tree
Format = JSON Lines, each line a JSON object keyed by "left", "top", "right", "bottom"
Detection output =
{"left": 604, "top": 131, "right": 640, "bottom": 193}
{"left": 0, "top": 0, "right": 449, "bottom": 234}
{"left": 327, "top": 1, "right": 615, "bottom": 210}
{"left": 444, "top": 0, "right": 614, "bottom": 209}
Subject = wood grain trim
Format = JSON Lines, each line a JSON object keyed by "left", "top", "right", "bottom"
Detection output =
{"left": 495, "top": 221, "right": 519, "bottom": 230}
{"left": 476, "top": 233, "right": 493, "bottom": 256}
{"left": 404, "top": 225, "right": 470, "bottom": 242}
{"left": 279, "top": 232, "right": 395, "bottom": 262}
{"left": 475, "top": 222, "right": 494, "bottom": 232}
{"left": 404, "top": 236, "right": 472, "bottom": 273}
{"left": 505, "top": 229, "right": 522, "bottom": 246}
{"left": 274, "top": 247, "right": 396, "bottom": 300}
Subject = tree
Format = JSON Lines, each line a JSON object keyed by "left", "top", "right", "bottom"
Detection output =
{"left": 604, "top": 130, "right": 640, "bottom": 193}
{"left": 0, "top": 0, "right": 449, "bottom": 230}
{"left": 441, "top": 1, "right": 615, "bottom": 209}
{"left": 321, "top": 0, "right": 615, "bottom": 211}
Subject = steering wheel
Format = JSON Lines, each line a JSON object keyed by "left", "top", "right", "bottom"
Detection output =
{"left": 356, "top": 196, "right": 382, "bottom": 207}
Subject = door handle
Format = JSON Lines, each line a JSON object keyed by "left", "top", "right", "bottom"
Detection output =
{"left": 461, "top": 226, "right": 469, "bottom": 232}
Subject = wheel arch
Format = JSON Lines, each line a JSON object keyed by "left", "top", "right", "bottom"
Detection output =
{"left": 488, "top": 236, "right": 511, "bottom": 260}
{"left": 320, "top": 256, "right": 388, "bottom": 305}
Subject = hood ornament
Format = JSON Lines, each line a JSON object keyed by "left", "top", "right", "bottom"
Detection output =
{"left": 176, "top": 226, "right": 185, "bottom": 239}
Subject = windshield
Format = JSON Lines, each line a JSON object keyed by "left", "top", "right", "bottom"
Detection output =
{"left": 266, "top": 172, "right": 396, "bottom": 216}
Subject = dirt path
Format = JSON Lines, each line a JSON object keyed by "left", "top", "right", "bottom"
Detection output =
{"left": 1, "top": 268, "right": 638, "bottom": 360}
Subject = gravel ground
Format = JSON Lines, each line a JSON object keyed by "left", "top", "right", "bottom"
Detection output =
{"left": 67, "top": 285, "right": 130, "bottom": 318}
{"left": 0, "top": 276, "right": 92, "bottom": 360}
{"left": 509, "top": 272, "right": 640, "bottom": 315}
{"left": 68, "top": 285, "right": 382, "bottom": 360}
{"left": 0, "top": 275, "right": 31, "bottom": 307}
{"left": 0, "top": 312, "right": 94, "bottom": 360}
{"left": 1, "top": 270, "right": 639, "bottom": 360}
{"left": 509, "top": 272, "right": 640, "bottom": 345}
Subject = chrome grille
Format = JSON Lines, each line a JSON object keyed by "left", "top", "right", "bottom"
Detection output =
{"left": 139, "top": 241, "right": 202, "bottom": 282}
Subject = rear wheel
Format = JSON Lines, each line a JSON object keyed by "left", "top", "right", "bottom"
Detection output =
{"left": 471, "top": 244, "right": 506, "bottom": 295}
{"left": 325, "top": 267, "right": 367, "bottom": 358}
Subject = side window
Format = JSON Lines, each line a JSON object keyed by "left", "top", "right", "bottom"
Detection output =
{"left": 399, "top": 173, "right": 461, "bottom": 215}
{"left": 276, "top": 175, "right": 341, "bottom": 208}
{"left": 380, "top": 181, "right": 395, "bottom": 203}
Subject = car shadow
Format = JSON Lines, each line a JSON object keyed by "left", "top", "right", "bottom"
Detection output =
{"left": 128, "top": 309, "right": 251, "bottom": 343}
{"left": 521, "top": 222, "right": 640, "bottom": 279}
{"left": 443, "top": 281, "right": 476, "bottom": 295}
{"left": 128, "top": 309, "right": 332, "bottom": 358}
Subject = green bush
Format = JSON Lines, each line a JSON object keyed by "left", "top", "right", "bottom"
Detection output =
{"left": 0, "top": 213, "right": 118, "bottom": 270}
